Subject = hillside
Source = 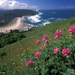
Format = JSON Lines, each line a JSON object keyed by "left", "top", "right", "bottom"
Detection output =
{"left": 0, "top": 9, "right": 38, "bottom": 26}
{"left": 0, "top": 18, "right": 75, "bottom": 75}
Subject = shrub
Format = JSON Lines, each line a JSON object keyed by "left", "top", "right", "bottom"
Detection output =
{"left": 0, "top": 31, "right": 26, "bottom": 48}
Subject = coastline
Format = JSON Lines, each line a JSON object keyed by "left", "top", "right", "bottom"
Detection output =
{"left": 0, "top": 16, "right": 34, "bottom": 33}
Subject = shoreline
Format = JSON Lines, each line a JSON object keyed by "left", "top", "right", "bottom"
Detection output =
{"left": 0, "top": 16, "right": 34, "bottom": 33}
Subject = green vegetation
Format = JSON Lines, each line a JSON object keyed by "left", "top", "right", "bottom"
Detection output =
{"left": 0, "top": 9, "right": 38, "bottom": 26}
{"left": 0, "top": 30, "right": 26, "bottom": 48}
{"left": 0, "top": 18, "right": 75, "bottom": 75}
{"left": 70, "top": 20, "right": 75, "bottom": 24}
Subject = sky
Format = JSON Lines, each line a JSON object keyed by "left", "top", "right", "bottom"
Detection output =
{"left": 0, "top": 0, "right": 75, "bottom": 10}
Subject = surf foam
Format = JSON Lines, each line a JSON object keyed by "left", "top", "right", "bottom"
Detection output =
{"left": 27, "top": 12, "right": 42, "bottom": 23}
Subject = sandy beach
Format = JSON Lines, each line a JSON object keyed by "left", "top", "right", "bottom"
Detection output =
{"left": 0, "top": 16, "right": 32, "bottom": 33}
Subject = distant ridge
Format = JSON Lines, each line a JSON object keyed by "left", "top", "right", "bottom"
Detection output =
{"left": 0, "top": 9, "right": 38, "bottom": 27}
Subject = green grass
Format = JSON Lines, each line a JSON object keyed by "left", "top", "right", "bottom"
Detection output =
{"left": 0, "top": 18, "right": 75, "bottom": 74}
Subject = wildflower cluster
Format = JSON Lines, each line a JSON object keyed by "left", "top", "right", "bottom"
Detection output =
{"left": 54, "top": 30, "right": 62, "bottom": 39}
{"left": 25, "top": 61, "right": 34, "bottom": 67}
{"left": 25, "top": 35, "right": 49, "bottom": 67}
{"left": 62, "top": 48, "right": 70, "bottom": 56}
{"left": 41, "top": 46, "right": 45, "bottom": 50}
{"left": 53, "top": 48, "right": 60, "bottom": 54}
{"left": 25, "top": 25, "right": 75, "bottom": 75}
{"left": 69, "top": 25, "right": 75, "bottom": 34}
{"left": 36, "top": 40, "right": 40, "bottom": 45}
{"left": 42, "top": 35, "right": 48, "bottom": 40}
{"left": 35, "top": 52, "right": 41, "bottom": 58}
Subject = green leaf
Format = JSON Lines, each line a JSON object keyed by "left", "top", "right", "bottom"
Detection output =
{"left": 12, "top": 71, "right": 17, "bottom": 75}
{"left": 51, "top": 69, "right": 57, "bottom": 73}
{"left": 44, "top": 68, "right": 48, "bottom": 74}
{"left": 63, "top": 69, "right": 75, "bottom": 75}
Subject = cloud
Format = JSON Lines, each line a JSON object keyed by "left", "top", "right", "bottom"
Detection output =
{"left": 0, "top": 0, "right": 38, "bottom": 9}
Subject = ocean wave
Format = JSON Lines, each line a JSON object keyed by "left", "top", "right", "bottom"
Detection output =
{"left": 36, "top": 9, "right": 39, "bottom": 11}
{"left": 38, "top": 12, "right": 43, "bottom": 15}
{"left": 48, "top": 17, "right": 54, "bottom": 20}
{"left": 24, "top": 9, "right": 75, "bottom": 28}
{"left": 27, "top": 12, "right": 42, "bottom": 23}
{"left": 55, "top": 18, "right": 65, "bottom": 21}
{"left": 43, "top": 21, "right": 51, "bottom": 26}
{"left": 27, "top": 15, "right": 41, "bottom": 23}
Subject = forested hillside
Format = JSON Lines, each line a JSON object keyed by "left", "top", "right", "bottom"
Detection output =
{"left": 0, "top": 9, "right": 38, "bottom": 26}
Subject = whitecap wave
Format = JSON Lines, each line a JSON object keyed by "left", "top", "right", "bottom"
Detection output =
{"left": 27, "top": 12, "right": 42, "bottom": 23}
{"left": 43, "top": 21, "right": 51, "bottom": 26}
{"left": 38, "top": 12, "right": 43, "bottom": 15}
{"left": 27, "top": 15, "right": 41, "bottom": 23}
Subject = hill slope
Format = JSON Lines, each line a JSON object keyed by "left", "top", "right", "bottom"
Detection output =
{"left": 0, "top": 18, "right": 75, "bottom": 74}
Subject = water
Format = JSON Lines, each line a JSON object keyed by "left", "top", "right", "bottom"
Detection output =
{"left": 24, "top": 9, "right": 75, "bottom": 27}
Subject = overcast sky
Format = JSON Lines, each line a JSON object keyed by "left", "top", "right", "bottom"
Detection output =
{"left": 0, "top": 0, "right": 75, "bottom": 10}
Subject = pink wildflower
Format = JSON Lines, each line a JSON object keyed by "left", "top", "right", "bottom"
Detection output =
{"left": 35, "top": 52, "right": 41, "bottom": 58}
{"left": 53, "top": 48, "right": 60, "bottom": 54}
{"left": 42, "top": 35, "right": 48, "bottom": 40}
{"left": 69, "top": 25, "right": 75, "bottom": 34}
{"left": 44, "top": 40, "right": 49, "bottom": 46}
{"left": 54, "top": 35, "right": 58, "bottom": 39}
{"left": 62, "top": 48, "right": 70, "bottom": 56}
{"left": 59, "top": 31, "right": 62, "bottom": 36}
{"left": 41, "top": 46, "right": 45, "bottom": 50}
{"left": 36, "top": 40, "right": 41, "bottom": 45}
{"left": 54, "top": 30, "right": 62, "bottom": 39}
{"left": 25, "top": 61, "right": 34, "bottom": 67}
{"left": 20, "top": 48, "right": 23, "bottom": 50}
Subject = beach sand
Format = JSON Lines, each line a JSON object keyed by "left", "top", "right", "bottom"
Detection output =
{"left": 0, "top": 16, "right": 32, "bottom": 33}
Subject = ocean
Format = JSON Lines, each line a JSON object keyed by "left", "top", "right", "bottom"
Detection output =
{"left": 24, "top": 9, "right": 75, "bottom": 27}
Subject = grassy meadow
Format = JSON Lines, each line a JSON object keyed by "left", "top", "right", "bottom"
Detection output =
{"left": 0, "top": 18, "right": 75, "bottom": 75}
